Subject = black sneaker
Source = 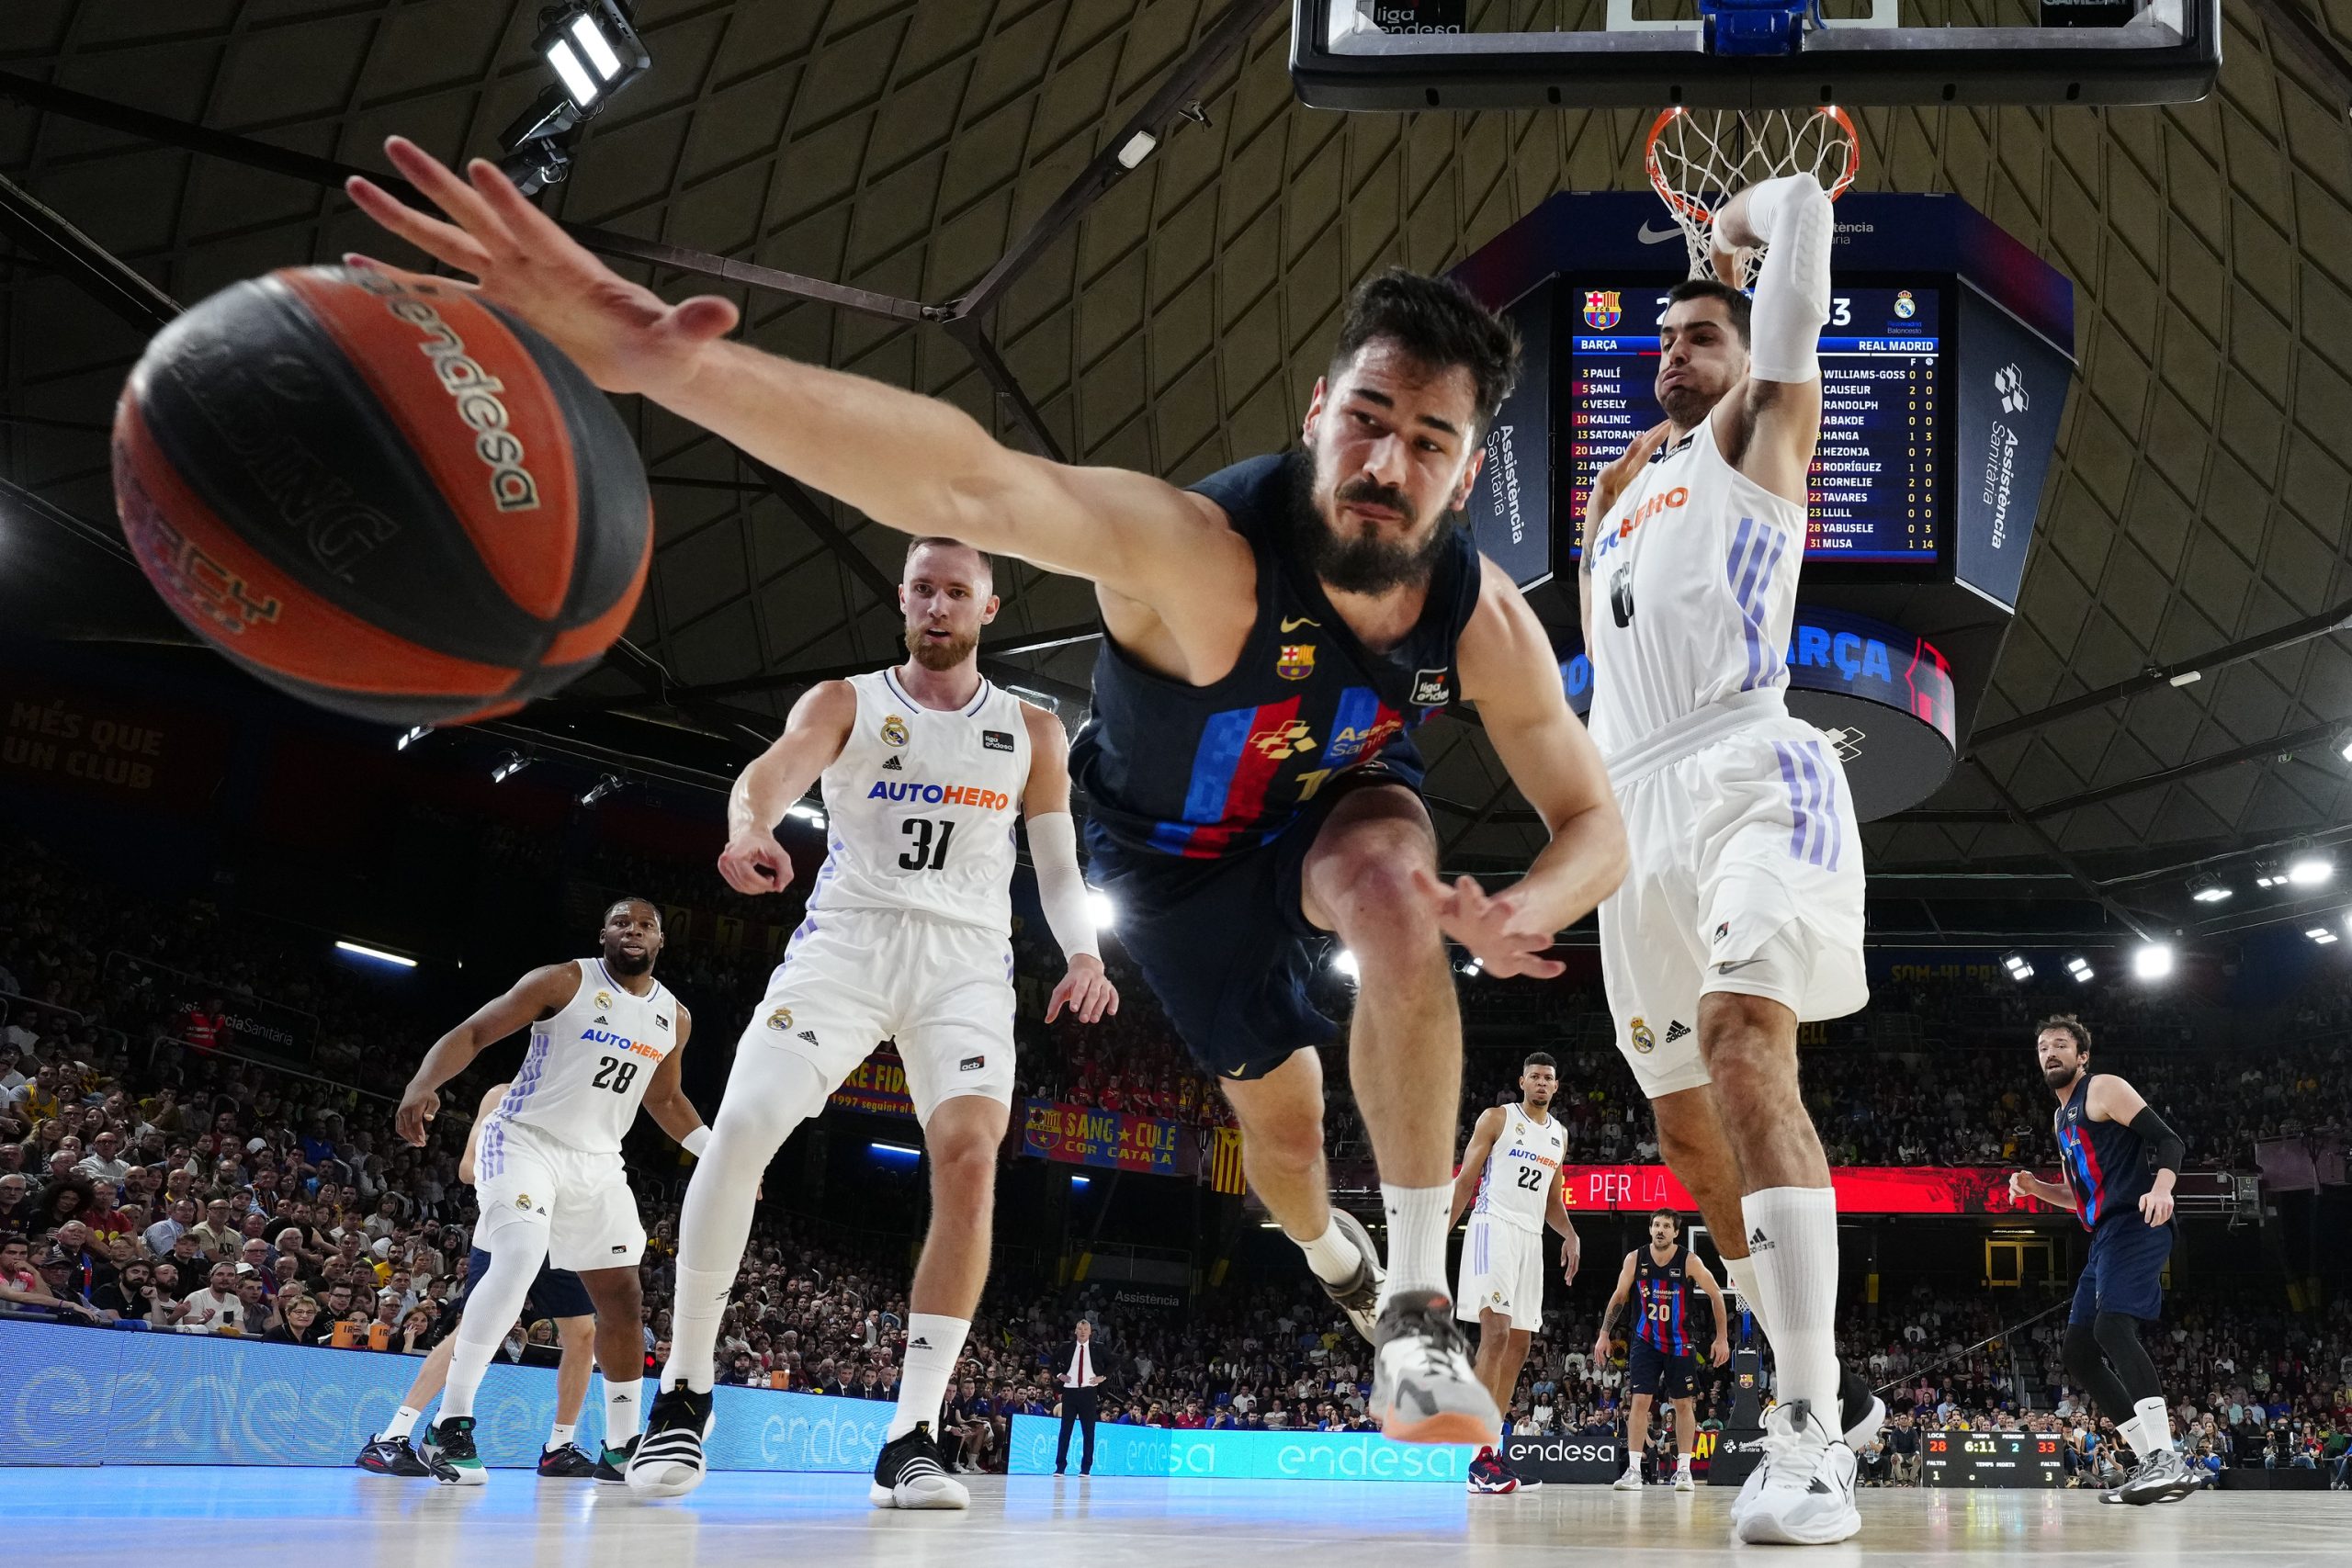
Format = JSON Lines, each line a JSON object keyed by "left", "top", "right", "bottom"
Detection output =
{"left": 537, "top": 1444, "right": 600, "bottom": 1478}
{"left": 420, "top": 1416, "right": 485, "bottom": 1487}
{"left": 870, "top": 1421, "right": 969, "bottom": 1510}
{"left": 356, "top": 1435, "right": 429, "bottom": 1477}
{"left": 626, "top": 1382, "right": 714, "bottom": 1499}
{"left": 1318, "top": 1209, "right": 1386, "bottom": 1344}
{"left": 594, "top": 1436, "right": 639, "bottom": 1483}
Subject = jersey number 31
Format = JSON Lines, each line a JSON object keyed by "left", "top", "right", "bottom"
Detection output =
{"left": 899, "top": 816, "right": 958, "bottom": 871}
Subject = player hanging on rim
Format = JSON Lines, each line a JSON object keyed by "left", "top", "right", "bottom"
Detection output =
{"left": 2009, "top": 1013, "right": 2195, "bottom": 1506}
{"left": 357, "top": 1079, "right": 608, "bottom": 1482}
{"left": 345, "top": 136, "right": 1626, "bottom": 1451}
{"left": 1579, "top": 173, "right": 1878, "bottom": 1544}
{"left": 1594, "top": 1209, "right": 1730, "bottom": 1493}
{"left": 625, "top": 537, "right": 1116, "bottom": 1508}
{"left": 392, "top": 899, "right": 707, "bottom": 1485}
{"left": 1448, "top": 1051, "right": 1581, "bottom": 1494}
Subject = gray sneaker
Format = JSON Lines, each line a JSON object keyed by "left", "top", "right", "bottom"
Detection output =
{"left": 1319, "top": 1208, "right": 1386, "bottom": 1344}
{"left": 2108, "top": 1445, "right": 2195, "bottom": 1506}
{"left": 1371, "top": 1291, "right": 1500, "bottom": 1446}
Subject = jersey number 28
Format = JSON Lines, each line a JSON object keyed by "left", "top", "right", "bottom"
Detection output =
{"left": 591, "top": 1056, "right": 639, "bottom": 1094}
{"left": 899, "top": 817, "right": 958, "bottom": 870}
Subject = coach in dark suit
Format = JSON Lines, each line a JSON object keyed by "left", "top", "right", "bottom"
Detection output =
{"left": 1054, "top": 1317, "right": 1109, "bottom": 1475}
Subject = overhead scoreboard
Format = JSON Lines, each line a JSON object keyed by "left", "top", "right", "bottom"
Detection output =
{"left": 1922, "top": 1429, "right": 2066, "bottom": 1487}
{"left": 1568, "top": 281, "right": 1944, "bottom": 568}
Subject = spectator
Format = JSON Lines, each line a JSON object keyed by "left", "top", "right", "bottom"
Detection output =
{"left": 179, "top": 1260, "right": 247, "bottom": 1335}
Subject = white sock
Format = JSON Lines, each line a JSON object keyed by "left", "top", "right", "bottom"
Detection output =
{"left": 605, "top": 1378, "right": 642, "bottom": 1444}
{"left": 440, "top": 1232, "right": 547, "bottom": 1421}
{"left": 2130, "top": 1395, "right": 2171, "bottom": 1452}
{"left": 1742, "top": 1185, "right": 1839, "bottom": 1428}
{"left": 1379, "top": 1183, "right": 1450, "bottom": 1306}
{"left": 1295, "top": 1214, "right": 1364, "bottom": 1286}
{"left": 662, "top": 1263, "right": 737, "bottom": 1395}
{"left": 384, "top": 1404, "right": 423, "bottom": 1441}
{"left": 1723, "top": 1253, "right": 1774, "bottom": 1345}
{"left": 547, "top": 1422, "right": 576, "bottom": 1452}
{"left": 1677, "top": 1452, "right": 1693, "bottom": 1472}
{"left": 889, "top": 1313, "right": 970, "bottom": 1440}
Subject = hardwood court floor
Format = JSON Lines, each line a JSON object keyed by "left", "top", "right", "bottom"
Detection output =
{"left": 8, "top": 1466, "right": 2346, "bottom": 1566}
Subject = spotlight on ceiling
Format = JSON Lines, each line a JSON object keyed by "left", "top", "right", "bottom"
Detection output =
{"left": 490, "top": 751, "right": 531, "bottom": 784}
{"left": 1087, "top": 890, "right": 1116, "bottom": 931}
{"left": 2289, "top": 854, "right": 2335, "bottom": 887}
{"left": 2132, "top": 943, "right": 2174, "bottom": 981}
{"left": 579, "top": 773, "right": 623, "bottom": 807}
{"left": 2341, "top": 735, "right": 2352, "bottom": 763}
{"left": 785, "top": 801, "right": 826, "bottom": 829}
{"left": 2064, "top": 955, "right": 2093, "bottom": 984}
{"left": 1463, "top": 957, "right": 1483, "bottom": 978}
{"left": 1332, "top": 950, "right": 1360, "bottom": 980}
{"left": 2306, "top": 926, "right": 2339, "bottom": 946}
{"left": 2187, "top": 874, "right": 2232, "bottom": 904}
{"left": 395, "top": 725, "right": 431, "bottom": 751}
{"left": 498, "top": 2, "right": 651, "bottom": 196}
{"left": 2001, "top": 951, "right": 2034, "bottom": 982}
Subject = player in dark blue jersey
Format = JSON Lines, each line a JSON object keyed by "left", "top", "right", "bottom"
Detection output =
{"left": 350, "top": 153, "right": 1627, "bottom": 1450}
{"left": 1594, "top": 1209, "right": 1730, "bottom": 1491}
{"left": 2009, "top": 1013, "right": 2196, "bottom": 1506}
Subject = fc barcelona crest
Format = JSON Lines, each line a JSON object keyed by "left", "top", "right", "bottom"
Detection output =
{"left": 1276, "top": 643, "right": 1317, "bottom": 681}
{"left": 1583, "top": 289, "right": 1623, "bottom": 331}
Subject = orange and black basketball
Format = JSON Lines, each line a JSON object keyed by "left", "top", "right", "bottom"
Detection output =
{"left": 111, "top": 265, "right": 650, "bottom": 727}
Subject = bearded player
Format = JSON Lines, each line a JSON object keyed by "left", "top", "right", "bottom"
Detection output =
{"left": 1579, "top": 177, "right": 1879, "bottom": 1544}
{"left": 347, "top": 141, "right": 1625, "bottom": 1452}
{"left": 1448, "top": 1052, "right": 1579, "bottom": 1494}
{"left": 626, "top": 536, "right": 1116, "bottom": 1509}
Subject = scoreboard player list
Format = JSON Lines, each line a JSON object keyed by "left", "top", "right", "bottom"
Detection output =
{"left": 1567, "top": 284, "right": 1943, "bottom": 564}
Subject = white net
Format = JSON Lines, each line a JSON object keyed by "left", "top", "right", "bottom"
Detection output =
{"left": 1644, "top": 107, "right": 1861, "bottom": 288}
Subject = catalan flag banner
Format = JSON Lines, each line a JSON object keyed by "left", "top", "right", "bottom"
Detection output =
{"left": 1022, "top": 1100, "right": 1184, "bottom": 1176}
{"left": 1209, "top": 1126, "right": 1246, "bottom": 1196}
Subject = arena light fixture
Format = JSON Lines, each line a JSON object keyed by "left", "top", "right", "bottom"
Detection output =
{"left": 1088, "top": 890, "right": 1116, "bottom": 931}
{"left": 2306, "top": 927, "right": 2338, "bottom": 945}
{"left": 536, "top": 1, "right": 649, "bottom": 110}
{"left": 2188, "top": 875, "right": 2232, "bottom": 904}
{"left": 490, "top": 751, "right": 531, "bottom": 783}
{"left": 1463, "top": 957, "right": 1484, "bottom": 977}
{"left": 2132, "top": 943, "right": 2174, "bottom": 981}
{"left": 786, "top": 801, "right": 826, "bottom": 829}
{"left": 867, "top": 1142, "right": 921, "bottom": 1162}
{"left": 578, "top": 773, "right": 623, "bottom": 807}
{"left": 1070, "top": 1176, "right": 1091, "bottom": 1190}
{"left": 335, "top": 940, "right": 417, "bottom": 969}
{"left": 2341, "top": 735, "right": 2352, "bottom": 763}
{"left": 2289, "top": 855, "right": 2334, "bottom": 887}
{"left": 2001, "top": 951, "right": 2034, "bottom": 982}
{"left": 2064, "top": 955, "right": 2093, "bottom": 983}
{"left": 1332, "top": 949, "right": 1361, "bottom": 979}
{"left": 395, "top": 725, "right": 430, "bottom": 751}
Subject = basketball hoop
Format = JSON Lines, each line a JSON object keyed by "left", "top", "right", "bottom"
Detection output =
{"left": 1645, "top": 107, "right": 1860, "bottom": 288}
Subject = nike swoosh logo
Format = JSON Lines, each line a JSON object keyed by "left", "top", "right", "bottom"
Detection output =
{"left": 1281, "top": 615, "right": 1321, "bottom": 632}
{"left": 1637, "top": 221, "right": 1683, "bottom": 244}
{"left": 1713, "top": 958, "right": 1765, "bottom": 975}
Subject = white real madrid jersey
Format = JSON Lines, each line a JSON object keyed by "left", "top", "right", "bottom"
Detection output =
{"left": 491, "top": 958, "right": 677, "bottom": 1155}
{"left": 808, "top": 669, "right": 1032, "bottom": 932}
{"left": 1584, "top": 412, "right": 1807, "bottom": 761}
{"left": 1471, "top": 1106, "right": 1568, "bottom": 1233}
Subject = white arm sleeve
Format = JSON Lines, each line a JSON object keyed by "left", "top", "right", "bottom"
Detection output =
{"left": 1026, "top": 811, "right": 1100, "bottom": 961}
{"left": 1723, "top": 175, "right": 1834, "bottom": 384}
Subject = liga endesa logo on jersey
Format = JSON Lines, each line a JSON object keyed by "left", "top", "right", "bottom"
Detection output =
{"left": 582, "top": 1025, "right": 663, "bottom": 1062}
{"left": 864, "top": 780, "right": 1013, "bottom": 810}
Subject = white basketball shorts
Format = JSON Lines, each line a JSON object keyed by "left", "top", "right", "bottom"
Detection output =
{"left": 1455, "top": 1215, "right": 1546, "bottom": 1332}
{"left": 472, "top": 1114, "right": 645, "bottom": 1271}
{"left": 743, "top": 907, "right": 1016, "bottom": 1125}
{"left": 1598, "top": 702, "right": 1868, "bottom": 1101}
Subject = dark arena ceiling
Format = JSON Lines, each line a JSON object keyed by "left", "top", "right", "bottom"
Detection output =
{"left": 6, "top": 0, "right": 2352, "bottom": 948}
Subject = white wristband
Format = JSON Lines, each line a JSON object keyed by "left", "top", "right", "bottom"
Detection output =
{"left": 681, "top": 1126, "right": 712, "bottom": 1157}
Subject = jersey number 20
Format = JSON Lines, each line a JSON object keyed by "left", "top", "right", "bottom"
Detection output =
{"left": 592, "top": 1056, "right": 638, "bottom": 1094}
{"left": 899, "top": 817, "right": 958, "bottom": 870}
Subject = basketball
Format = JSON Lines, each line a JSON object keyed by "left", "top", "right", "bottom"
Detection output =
{"left": 110, "top": 265, "right": 650, "bottom": 727}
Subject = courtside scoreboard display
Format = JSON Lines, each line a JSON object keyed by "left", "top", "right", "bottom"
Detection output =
{"left": 1921, "top": 1429, "right": 2066, "bottom": 1487}
{"left": 1567, "top": 276, "right": 1948, "bottom": 571}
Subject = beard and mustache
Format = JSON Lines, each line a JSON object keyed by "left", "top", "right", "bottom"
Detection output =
{"left": 903, "top": 622, "right": 980, "bottom": 671}
{"left": 1286, "top": 453, "right": 1463, "bottom": 596}
{"left": 604, "top": 941, "right": 654, "bottom": 976}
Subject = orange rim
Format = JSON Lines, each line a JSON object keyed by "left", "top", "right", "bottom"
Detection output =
{"left": 1645, "top": 105, "right": 1862, "bottom": 229}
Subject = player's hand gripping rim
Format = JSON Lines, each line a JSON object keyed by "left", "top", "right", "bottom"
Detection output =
{"left": 1410, "top": 869, "right": 1564, "bottom": 980}
{"left": 344, "top": 136, "right": 738, "bottom": 399}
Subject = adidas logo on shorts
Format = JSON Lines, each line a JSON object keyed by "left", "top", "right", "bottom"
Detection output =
{"left": 1663, "top": 1021, "right": 1690, "bottom": 1043}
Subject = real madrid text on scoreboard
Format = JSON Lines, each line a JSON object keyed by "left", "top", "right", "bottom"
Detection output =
{"left": 1568, "top": 279, "right": 1948, "bottom": 572}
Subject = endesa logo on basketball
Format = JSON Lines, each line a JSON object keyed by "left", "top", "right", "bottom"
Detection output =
{"left": 356, "top": 276, "right": 542, "bottom": 513}
{"left": 865, "top": 780, "right": 1012, "bottom": 810}
{"left": 1589, "top": 484, "right": 1689, "bottom": 561}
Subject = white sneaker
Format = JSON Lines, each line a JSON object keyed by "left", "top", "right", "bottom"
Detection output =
{"left": 1612, "top": 1464, "right": 1645, "bottom": 1491}
{"left": 1674, "top": 1465, "right": 1696, "bottom": 1493}
{"left": 1735, "top": 1371, "right": 1883, "bottom": 1526}
{"left": 1370, "top": 1292, "right": 1499, "bottom": 1445}
{"left": 1735, "top": 1401, "right": 1860, "bottom": 1546}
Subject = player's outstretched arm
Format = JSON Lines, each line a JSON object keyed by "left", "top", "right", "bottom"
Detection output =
{"left": 719, "top": 681, "right": 857, "bottom": 897}
{"left": 1021, "top": 706, "right": 1117, "bottom": 1026}
{"left": 347, "top": 139, "right": 1233, "bottom": 609}
{"left": 638, "top": 1010, "right": 711, "bottom": 1156}
{"left": 1430, "top": 560, "right": 1628, "bottom": 975}
{"left": 396, "top": 964, "right": 582, "bottom": 1146}
{"left": 1709, "top": 175, "right": 1830, "bottom": 505}
{"left": 1450, "top": 1106, "right": 1506, "bottom": 1228}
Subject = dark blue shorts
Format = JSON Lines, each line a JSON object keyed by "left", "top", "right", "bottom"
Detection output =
{"left": 440, "top": 1246, "right": 594, "bottom": 1332}
{"left": 1087, "top": 768, "right": 1412, "bottom": 1082}
{"left": 1627, "top": 1337, "right": 1695, "bottom": 1398}
{"left": 2069, "top": 1218, "right": 2172, "bottom": 1324}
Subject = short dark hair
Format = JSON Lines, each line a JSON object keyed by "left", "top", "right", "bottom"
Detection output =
{"left": 1650, "top": 1208, "right": 1680, "bottom": 1228}
{"left": 602, "top": 897, "right": 660, "bottom": 927}
{"left": 1667, "top": 277, "right": 1752, "bottom": 347}
{"left": 2037, "top": 1014, "right": 2092, "bottom": 1055}
{"left": 1330, "top": 267, "right": 1521, "bottom": 433}
{"left": 904, "top": 536, "right": 995, "bottom": 585}
{"left": 1522, "top": 1052, "right": 1557, "bottom": 1073}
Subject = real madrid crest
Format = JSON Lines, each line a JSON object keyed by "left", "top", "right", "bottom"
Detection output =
{"left": 880, "top": 715, "right": 910, "bottom": 748}
{"left": 766, "top": 1005, "right": 793, "bottom": 1032}
{"left": 594, "top": 990, "right": 614, "bottom": 1010}
{"left": 1276, "top": 643, "right": 1316, "bottom": 681}
{"left": 1630, "top": 1016, "right": 1657, "bottom": 1055}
